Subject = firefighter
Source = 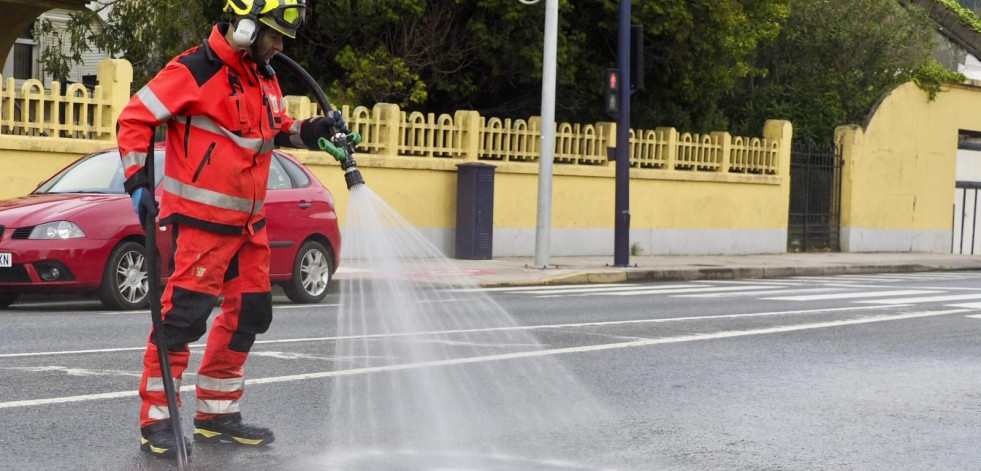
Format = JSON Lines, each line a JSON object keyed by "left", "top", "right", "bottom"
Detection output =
{"left": 117, "top": 0, "right": 345, "bottom": 458}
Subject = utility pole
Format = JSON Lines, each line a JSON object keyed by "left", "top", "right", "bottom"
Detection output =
{"left": 613, "top": 0, "right": 631, "bottom": 267}
{"left": 520, "top": 0, "right": 559, "bottom": 269}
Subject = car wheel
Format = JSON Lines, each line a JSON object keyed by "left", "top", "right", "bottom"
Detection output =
{"left": 98, "top": 241, "right": 150, "bottom": 310}
{"left": 283, "top": 240, "right": 334, "bottom": 304}
{"left": 0, "top": 292, "right": 18, "bottom": 309}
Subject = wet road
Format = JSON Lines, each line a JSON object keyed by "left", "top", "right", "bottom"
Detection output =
{"left": 2, "top": 272, "right": 980, "bottom": 470}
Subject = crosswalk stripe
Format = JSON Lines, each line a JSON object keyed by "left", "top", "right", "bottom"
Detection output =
{"left": 450, "top": 283, "right": 641, "bottom": 293}
{"left": 762, "top": 289, "right": 940, "bottom": 301}
{"left": 511, "top": 284, "right": 691, "bottom": 295}
{"left": 675, "top": 287, "right": 842, "bottom": 298}
{"left": 955, "top": 304, "right": 981, "bottom": 310}
{"left": 596, "top": 285, "right": 785, "bottom": 296}
{"left": 858, "top": 293, "right": 981, "bottom": 304}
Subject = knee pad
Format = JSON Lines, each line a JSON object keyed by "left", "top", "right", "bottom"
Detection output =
{"left": 229, "top": 291, "right": 273, "bottom": 352}
{"left": 162, "top": 285, "right": 218, "bottom": 349}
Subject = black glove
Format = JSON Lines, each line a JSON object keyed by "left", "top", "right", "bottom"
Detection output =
{"left": 301, "top": 111, "right": 348, "bottom": 149}
{"left": 130, "top": 187, "right": 159, "bottom": 227}
{"left": 321, "top": 110, "right": 348, "bottom": 135}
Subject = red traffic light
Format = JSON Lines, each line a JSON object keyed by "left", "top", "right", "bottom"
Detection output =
{"left": 607, "top": 69, "right": 619, "bottom": 91}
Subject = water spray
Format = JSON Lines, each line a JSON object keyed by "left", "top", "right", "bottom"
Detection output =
{"left": 272, "top": 53, "right": 365, "bottom": 189}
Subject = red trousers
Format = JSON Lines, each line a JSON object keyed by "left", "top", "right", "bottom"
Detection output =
{"left": 139, "top": 224, "right": 271, "bottom": 428}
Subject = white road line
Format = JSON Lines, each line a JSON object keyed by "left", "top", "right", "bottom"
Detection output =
{"left": 859, "top": 293, "right": 981, "bottom": 304}
{"left": 692, "top": 280, "right": 816, "bottom": 286}
{"left": 596, "top": 285, "right": 788, "bottom": 296}
{"left": 509, "top": 284, "right": 692, "bottom": 295}
{"left": 965, "top": 314, "right": 981, "bottom": 319}
{"left": 0, "top": 307, "right": 965, "bottom": 410}
{"left": 0, "top": 304, "right": 898, "bottom": 360}
{"left": 449, "top": 284, "right": 641, "bottom": 293}
{"left": 763, "top": 290, "right": 941, "bottom": 302}
{"left": 674, "top": 288, "right": 842, "bottom": 298}
{"left": 952, "top": 303, "right": 981, "bottom": 310}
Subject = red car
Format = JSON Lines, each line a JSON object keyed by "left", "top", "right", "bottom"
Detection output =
{"left": 0, "top": 146, "right": 341, "bottom": 310}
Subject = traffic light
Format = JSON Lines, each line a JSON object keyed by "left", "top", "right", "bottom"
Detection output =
{"left": 605, "top": 68, "right": 619, "bottom": 118}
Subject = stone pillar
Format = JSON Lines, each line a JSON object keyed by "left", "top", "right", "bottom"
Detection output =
{"left": 97, "top": 59, "right": 133, "bottom": 140}
{"left": 373, "top": 103, "right": 401, "bottom": 158}
{"left": 454, "top": 110, "right": 482, "bottom": 161}
{"left": 656, "top": 127, "right": 678, "bottom": 170}
{"left": 835, "top": 125, "right": 863, "bottom": 252}
{"left": 711, "top": 131, "right": 732, "bottom": 173}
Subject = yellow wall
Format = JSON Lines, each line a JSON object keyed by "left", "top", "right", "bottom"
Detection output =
{"left": 837, "top": 80, "right": 981, "bottom": 252}
{"left": 0, "top": 136, "right": 109, "bottom": 196}
{"left": 285, "top": 120, "right": 791, "bottom": 256}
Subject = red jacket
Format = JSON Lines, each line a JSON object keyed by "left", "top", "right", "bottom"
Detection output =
{"left": 117, "top": 25, "right": 300, "bottom": 234}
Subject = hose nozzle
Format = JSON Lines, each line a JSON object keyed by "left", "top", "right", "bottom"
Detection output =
{"left": 318, "top": 133, "right": 365, "bottom": 189}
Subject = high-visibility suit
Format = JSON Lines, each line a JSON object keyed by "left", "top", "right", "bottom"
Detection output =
{"left": 117, "top": 24, "right": 318, "bottom": 428}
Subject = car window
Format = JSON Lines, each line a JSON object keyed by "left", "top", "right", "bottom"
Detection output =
{"left": 280, "top": 155, "right": 311, "bottom": 188}
{"left": 36, "top": 151, "right": 125, "bottom": 194}
{"left": 268, "top": 154, "right": 293, "bottom": 190}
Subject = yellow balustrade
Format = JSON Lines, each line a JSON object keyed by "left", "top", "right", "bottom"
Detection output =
{"left": 1, "top": 58, "right": 783, "bottom": 192}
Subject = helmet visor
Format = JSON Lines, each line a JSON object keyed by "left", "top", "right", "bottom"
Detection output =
{"left": 261, "top": 4, "right": 306, "bottom": 37}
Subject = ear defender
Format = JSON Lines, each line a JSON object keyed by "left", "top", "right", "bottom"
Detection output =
{"left": 226, "top": 0, "right": 266, "bottom": 47}
{"left": 232, "top": 17, "right": 258, "bottom": 47}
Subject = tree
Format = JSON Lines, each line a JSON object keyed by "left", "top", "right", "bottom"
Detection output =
{"left": 726, "top": 0, "right": 941, "bottom": 143}
{"left": 40, "top": 0, "right": 222, "bottom": 88}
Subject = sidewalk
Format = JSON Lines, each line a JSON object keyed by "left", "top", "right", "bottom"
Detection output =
{"left": 432, "top": 252, "right": 981, "bottom": 287}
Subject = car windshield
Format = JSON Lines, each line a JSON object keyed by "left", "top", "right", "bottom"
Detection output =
{"left": 34, "top": 150, "right": 164, "bottom": 195}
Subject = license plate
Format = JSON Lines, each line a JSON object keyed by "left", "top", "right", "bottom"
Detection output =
{"left": 0, "top": 252, "right": 10, "bottom": 268}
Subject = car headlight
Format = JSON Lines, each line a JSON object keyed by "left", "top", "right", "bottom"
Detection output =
{"left": 29, "top": 221, "right": 86, "bottom": 239}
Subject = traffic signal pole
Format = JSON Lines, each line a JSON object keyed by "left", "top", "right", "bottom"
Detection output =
{"left": 613, "top": 0, "right": 631, "bottom": 267}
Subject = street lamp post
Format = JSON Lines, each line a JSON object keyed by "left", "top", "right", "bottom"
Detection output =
{"left": 520, "top": 0, "right": 558, "bottom": 269}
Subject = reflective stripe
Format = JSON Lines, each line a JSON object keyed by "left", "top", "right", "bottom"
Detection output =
{"left": 180, "top": 115, "right": 274, "bottom": 154}
{"left": 164, "top": 176, "right": 262, "bottom": 214}
{"left": 147, "top": 405, "right": 170, "bottom": 420}
{"left": 146, "top": 376, "right": 182, "bottom": 392}
{"left": 288, "top": 134, "right": 305, "bottom": 148}
{"left": 197, "top": 398, "right": 240, "bottom": 415}
{"left": 137, "top": 86, "right": 172, "bottom": 123}
{"left": 289, "top": 120, "right": 302, "bottom": 135}
{"left": 196, "top": 374, "right": 245, "bottom": 393}
{"left": 121, "top": 151, "right": 147, "bottom": 169}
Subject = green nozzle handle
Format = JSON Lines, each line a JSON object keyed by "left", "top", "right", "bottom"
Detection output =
{"left": 347, "top": 132, "right": 362, "bottom": 146}
{"left": 318, "top": 137, "right": 347, "bottom": 162}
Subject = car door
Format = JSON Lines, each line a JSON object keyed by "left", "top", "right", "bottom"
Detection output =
{"left": 263, "top": 152, "right": 317, "bottom": 277}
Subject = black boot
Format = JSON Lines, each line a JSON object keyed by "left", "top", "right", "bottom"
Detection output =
{"left": 140, "top": 421, "right": 192, "bottom": 458}
{"left": 193, "top": 413, "right": 275, "bottom": 446}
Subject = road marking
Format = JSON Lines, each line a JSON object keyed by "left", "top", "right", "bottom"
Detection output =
{"left": 495, "top": 284, "right": 689, "bottom": 295}
{"left": 450, "top": 284, "right": 642, "bottom": 292}
{"left": 593, "top": 285, "right": 787, "bottom": 296}
{"left": 859, "top": 293, "right": 981, "bottom": 304}
{"left": 965, "top": 314, "right": 981, "bottom": 319}
{"left": 952, "top": 303, "right": 981, "bottom": 310}
{"left": 763, "top": 290, "right": 940, "bottom": 301}
{"left": 0, "top": 307, "right": 966, "bottom": 410}
{"left": 0, "top": 304, "right": 897, "bottom": 359}
{"left": 675, "top": 288, "right": 841, "bottom": 298}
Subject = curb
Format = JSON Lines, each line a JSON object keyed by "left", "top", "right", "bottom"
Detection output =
{"left": 479, "top": 263, "right": 961, "bottom": 288}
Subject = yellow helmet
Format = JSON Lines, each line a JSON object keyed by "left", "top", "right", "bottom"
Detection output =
{"left": 224, "top": 0, "right": 307, "bottom": 39}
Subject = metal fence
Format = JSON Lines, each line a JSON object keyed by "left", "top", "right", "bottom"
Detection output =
{"left": 952, "top": 181, "right": 981, "bottom": 254}
{"left": 788, "top": 141, "right": 843, "bottom": 251}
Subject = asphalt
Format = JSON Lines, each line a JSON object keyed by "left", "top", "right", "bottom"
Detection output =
{"left": 341, "top": 252, "right": 981, "bottom": 287}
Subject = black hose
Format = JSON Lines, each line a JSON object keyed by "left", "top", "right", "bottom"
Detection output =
{"left": 143, "top": 135, "right": 190, "bottom": 470}
{"left": 272, "top": 53, "right": 364, "bottom": 188}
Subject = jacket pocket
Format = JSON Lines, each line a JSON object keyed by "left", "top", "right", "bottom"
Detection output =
{"left": 192, "top": 142, "right": 216, "bottom": 183}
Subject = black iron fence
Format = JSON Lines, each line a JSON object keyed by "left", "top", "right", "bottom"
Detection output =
{"left": 952, "top": 181, "right": 981, "bottom": 254}
{"left": 788, "top": 142, "right": 843, "bottom": 252}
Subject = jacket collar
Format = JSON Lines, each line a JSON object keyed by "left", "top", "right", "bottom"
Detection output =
{"left": 206, "top": 23, "right": 252, "bottom": 75}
